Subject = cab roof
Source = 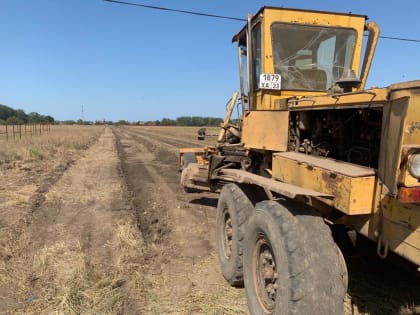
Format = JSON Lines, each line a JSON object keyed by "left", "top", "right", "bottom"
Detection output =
{"left": 232, "top": 6, "right": 368, "bottom": 42}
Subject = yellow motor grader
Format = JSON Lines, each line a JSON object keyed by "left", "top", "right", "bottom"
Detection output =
{"left": 180, "top": 6, "right": 420, "bottom": 314}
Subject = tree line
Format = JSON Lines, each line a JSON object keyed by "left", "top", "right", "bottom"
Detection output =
{"left": 0, "top": 104, "right": 54, "bottom": 125}
{"left": 1, "top": 103, "right": 222, "bottom": 127}
{"left": 63, "top": 116, "right": 224, "bottom": 126}
{"left": 157, "top": 116, "right": 223, "bottom": 126}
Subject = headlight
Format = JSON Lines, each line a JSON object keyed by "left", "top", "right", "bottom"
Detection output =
{"left": 408, "top": 153, "right": 420, "bottom": 178}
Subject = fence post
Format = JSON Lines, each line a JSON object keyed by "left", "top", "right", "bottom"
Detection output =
{"left": 5, "top": 124, "right": 8, "bottom": 141}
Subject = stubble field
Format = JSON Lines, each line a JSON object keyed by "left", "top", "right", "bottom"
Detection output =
{"left": 0, "top": 125, "right": 418, "bottom": 314}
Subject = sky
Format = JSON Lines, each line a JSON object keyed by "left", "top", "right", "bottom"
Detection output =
{"left": 0, "top": 0, "right": 419, "bottom": 122}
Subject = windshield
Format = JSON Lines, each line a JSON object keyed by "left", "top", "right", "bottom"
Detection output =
{"left": 271, "top": 23, "right": 357, "bottom": 91}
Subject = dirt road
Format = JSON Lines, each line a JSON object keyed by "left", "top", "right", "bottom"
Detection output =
{"left": 0, "top": 125, "right": 418, "bottom": 314}
{"left": 0, "top": 126, "right": 246, "bottom": 314}
{"left": 114, "top": 126, "right": 247, "bottom": 314}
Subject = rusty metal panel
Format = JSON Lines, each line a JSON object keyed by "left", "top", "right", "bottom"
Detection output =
{"left": 272, "top": 152, "right": 376, "bottom": 215}
{"left": 402, "top": 94, "right": 420, "bottom": 146}
{"left": 381, "top": 196, "right": 420, "bottom": 266}
{"left": 378, "top": 83, "right": 420, "bottom": 193}
{"left": 378, "top": 97, "right": 409, "bottom": 195}
{"left": 242, "top": 111, "right": 289, "bottom": 151}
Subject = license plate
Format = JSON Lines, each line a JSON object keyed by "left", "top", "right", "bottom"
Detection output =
{"left": 259, "top": 73, "right": 281, "bottom": 90}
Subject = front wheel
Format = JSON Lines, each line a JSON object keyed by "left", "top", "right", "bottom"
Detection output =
{"left": 216, "top": 184, "right": 254, "bottom": 286}
{"left": 243, "top": 200, "right": 345, "bottom": 315}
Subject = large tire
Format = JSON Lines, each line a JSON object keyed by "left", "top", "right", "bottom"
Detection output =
{"left": 243, "top": 200, "right": 345, "bottom": 315}
{"left": 216, "top": 184, "right": 254, "bottom": 286}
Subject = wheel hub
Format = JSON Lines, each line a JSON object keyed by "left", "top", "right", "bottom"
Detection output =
{"left": 254, "top": 234, "right": 278, "bottom": 313}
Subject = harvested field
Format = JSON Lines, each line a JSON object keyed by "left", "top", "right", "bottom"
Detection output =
{"left": 0, "top": 125, "right": 418, "bottom": 314}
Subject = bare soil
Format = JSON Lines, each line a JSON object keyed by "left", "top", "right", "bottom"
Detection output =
{"left": 0, "top": 125, "right": 418, "bottom": 314}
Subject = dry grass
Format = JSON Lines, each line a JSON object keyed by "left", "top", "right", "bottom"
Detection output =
{"left": 115, "top": 220, "right": 141, "bottom": 260}
{"left": 0, "top": 125, "right": 104, "bottom": 165}
{"left": 178, "top": 256, "right": 247, "bottom": 315}
{"left": 7, "top": 218, "right": 146, "bottom": 315}
{"left": 139, "top": 253, "right": 247, "bottom": 315}
{"left": 141, "top": 278, "right": 247, "bottom": 315}
{"left": 26, "top": 241, "right": 125, "bottom": 315}
{"left": 0, "top": 125, "right": 119, "bottom": 314}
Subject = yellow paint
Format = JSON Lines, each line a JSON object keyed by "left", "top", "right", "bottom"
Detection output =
{"left": 288, "top": 87, "right": 388, "bottom": 110}
{"left": 218, "top": 91, "right": 238, "bottom": 142}
{"left": 359, "top": 22, "right": 380, "bottom": 89}
{"left": 402, "top": 95, "right": 420, "bottom": 145}
{"left": 272, "top": 153, "right": 376, "bottom": 215}
{"left": 179, "top": 148, "right": 207, "bottom": 169}
{"left": 242, "top": 111, "right": 289, "bottom": 151}
{"left": 380, "top": 196, "right": 420, "bottom": 266}
{"left": 249, "top": 7, "right": 368, "bottom": 111}
{"left": 262, "top": 8, "right": 366, "bottom": 76}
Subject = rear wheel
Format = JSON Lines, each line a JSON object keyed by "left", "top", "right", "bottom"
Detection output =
{"left": 216, "top": 184, "right": 254, "bottom": 286}
{"left": 243, "top": 200, "right": 345, "bottom": 315}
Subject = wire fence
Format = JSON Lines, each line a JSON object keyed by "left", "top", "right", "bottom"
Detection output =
{"left": 0, "top": 123, "right": 52, "bottom": 141}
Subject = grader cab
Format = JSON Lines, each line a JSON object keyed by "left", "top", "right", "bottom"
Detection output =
{"left": 180, "top": 7, "right": 420, "bottom": 314}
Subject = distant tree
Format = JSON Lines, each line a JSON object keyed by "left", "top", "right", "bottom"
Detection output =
{"left": 63, "top": 120, "right": 76, "bottom": 125}
{"left": 209, "top": 117, "right": 223, "bottom": 126}
{"left": 161, "top": 118, "right": 176, "bottom": 126}
{"left": 15, "top": 109, "right": 29, "bottom": 123}
{"left": 28, "top": 112, "right": 42, "bottom": 123}
{"left": 0, "top": 104, "right": 15, "bottom": 121}
{"left": 175, "top": 116, "right": 223, "bottom": 127}
{"left": 0, "top": 105, "right": 55, "bottom": 124}
{"left": 43, "top": 115, "right": 55, "bottom": 124}
{"left": 117, "top": 120, "right": 129, "bottom": 125}
{"left": 6, "top": 116, "right": 23, "bottom": 124}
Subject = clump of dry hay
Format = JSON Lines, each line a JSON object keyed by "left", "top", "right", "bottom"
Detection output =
{"left": 115, "top": 220, "right": 141, "bottom": 262}
{"left": 25, "top": 241, "right": 125, "bottom": 314}
{"left": 21, "top": 220, "right": 147, "bottom": 315}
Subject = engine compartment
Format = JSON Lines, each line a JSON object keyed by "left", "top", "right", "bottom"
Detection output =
{"left": 288, "top": 107, "right": 383, "bottom": 168}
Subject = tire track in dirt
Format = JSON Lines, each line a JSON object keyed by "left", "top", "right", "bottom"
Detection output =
{"left": 123, "top": 126, "right": 214, "bottom": 155}
{"left": 113, "top": 127, "right": 248, "bottom": 314}
{"left": 127, "top": 126, "right": 209, "bottom": 148}
{"left": 0, "top": 127, "right": 145, "bottom": 314}
{"left": 120, "top": 126, "right": 185, "bottom": 162}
